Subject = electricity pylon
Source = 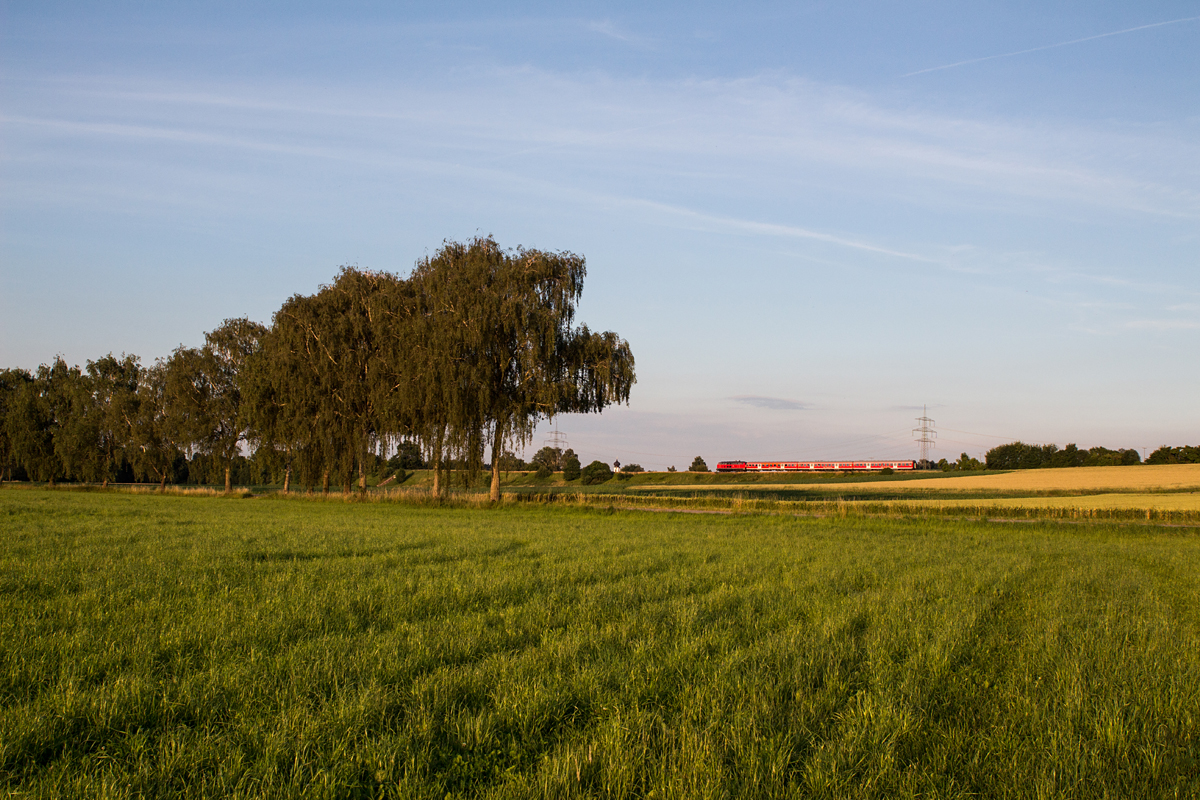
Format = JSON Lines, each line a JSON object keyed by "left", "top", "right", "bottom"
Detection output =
{"left": 913, "top": 405, "right": 936, "bottom": 466}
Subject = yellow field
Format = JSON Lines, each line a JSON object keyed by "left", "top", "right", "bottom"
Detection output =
{"left": 856, "top": 464, "right": 1200, "bottom": 492}
{"left": 655, "top": 464, "right": 1200, "bottom": 494}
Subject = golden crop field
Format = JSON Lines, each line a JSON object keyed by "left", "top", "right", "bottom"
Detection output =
{"left": 861, "top": 463, "right": 1200, "bottom": 492}
{"left": 678, "top": 464, "right": 1200, "bottom": 494}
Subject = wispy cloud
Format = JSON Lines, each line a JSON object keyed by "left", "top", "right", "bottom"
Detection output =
{"left": 4, "top": 68, "right": 1197, "bottom": 301}
{"left": 12, "top": 69, "right": 1199, "bottom": 221}
{"left": 586, "top": 20, "right": 651, "bottom": 47}
{"left": 1123, "top": 319, "right": 1200, "bottom": 331}
{"left": 0, "top": 114, "right": 346, "bottom": 159}
{"left": 616, "top": 197, "right": 941, "bottom": 263}
{"left": 903, "top": 15, "right": 1200, "bottom": 77}
{"left": 731, "top": 396, "right": 809, "bottom": 411}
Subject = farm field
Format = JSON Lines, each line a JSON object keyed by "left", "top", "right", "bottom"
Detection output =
{"left": 784, "top": 464, "right": 1200, "bottom": 494}
{"left": 2, "top": 489, "right": 1199, "bottom": 798}
{"left": 619, "top": 464, "right": 1200, "bottom": 495}
{"left": 921, "top": 491, "right": 1200, "bottom": 512}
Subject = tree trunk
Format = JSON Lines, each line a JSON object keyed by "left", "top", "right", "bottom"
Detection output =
{"left": 490, "top": 418, "right": 505, "bottom": 503}
{"left": 358, "top": 435, "right": 367, "bottom": 495}
{"left": 159, "top": 470, "right": 167, "bottom": 489}
{"left": 102, "top": 477, "right": 108, "bottom": 489}
{"left": 322, "top": 470, "right": 330, "bottom": 494}
{"left": 283, "top": 467, "right": 291, "bottom": 494}
{"left": 224, "top": 465, "right": 232, "bottom": 493}
{"left": 431, "top": 425, "right": 444, "bottom": 498}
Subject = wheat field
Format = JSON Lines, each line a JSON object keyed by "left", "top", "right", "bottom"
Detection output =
{"left": 645, "top": 464, "right": 1200, "bottom": 494}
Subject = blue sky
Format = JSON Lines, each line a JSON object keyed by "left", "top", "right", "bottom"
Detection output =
{"left": 2, "top": 1, "right": 1198, "bottom": 468}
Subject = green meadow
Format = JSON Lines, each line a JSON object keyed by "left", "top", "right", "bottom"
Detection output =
{"left": 2, "top": 489, "right": 1198, "bottom": 798}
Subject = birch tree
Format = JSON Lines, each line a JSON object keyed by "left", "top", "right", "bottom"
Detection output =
{"left": 416, "top": 237, "right": 636, "bottom": 502}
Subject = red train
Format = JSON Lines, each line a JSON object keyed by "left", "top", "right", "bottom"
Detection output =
{"left": 716, "top": 460, "right": 916, "bottom": 472}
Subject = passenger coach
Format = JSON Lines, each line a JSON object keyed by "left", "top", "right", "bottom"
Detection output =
{"left": 716, "top": 460, "right": 916, "bottom": 472}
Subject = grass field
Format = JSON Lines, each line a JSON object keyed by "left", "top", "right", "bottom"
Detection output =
{"left": 2, "top": 489, "right": 1198, "bottom": 798}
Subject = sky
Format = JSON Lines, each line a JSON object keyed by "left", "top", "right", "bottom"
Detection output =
{"left": 2, "top": 1, "right": 1198, "bottom": 469}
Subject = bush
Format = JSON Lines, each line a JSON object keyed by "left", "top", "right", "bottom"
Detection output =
{"left": 530, "top": 446, "right": 561, "bottom": 472}
{"left": 562, "top": 451, "right": 581, "bottom": 481}
{"left": 880, "top": 467, "right": 894, "bottom": 475}
{"left": 954, "top": 453, "right": 986, "bottom": 471}
{"left": 498, "top": 451, "right": 527, "bottom": 472}
{"left": 387, "top": 439, "right": 426, "bottom": 471}
{"left": 534, "top": 464, "right": 552, "bottom": 480}
{"left": 580, "top": 460, "right": 613, "bottom": 485}
{"left": 688, "top": 456, "right": 708, "bottom": 473}
{"left": 619, "top": 463, "right": 644, "bottom": 473}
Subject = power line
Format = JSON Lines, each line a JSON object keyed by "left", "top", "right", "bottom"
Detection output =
{"left": 758, "top": 429, "right": 913, "bottom": 461}
{"left": 938, "top": 426, "right": 1049, "bottom": 445}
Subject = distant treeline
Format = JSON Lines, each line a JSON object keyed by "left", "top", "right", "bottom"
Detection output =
{"left": 983, "top": 442, "right": 1141, "bottom": 470}
{"left": 936, "top": 441, "right": 1198, "bottom": 472}
{"left": 1144, "top": 445, "right": 1200, "bottom": 465}
{"left": 0, "top": 237, "right": 635, "bottom": 498}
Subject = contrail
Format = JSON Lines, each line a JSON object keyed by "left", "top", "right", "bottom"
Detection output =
{"left": 903, "top": 15, "right": 1200, "bottom": 77}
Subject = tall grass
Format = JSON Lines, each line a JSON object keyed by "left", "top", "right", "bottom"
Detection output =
{"left": 1, "top": 489, "right": 1197, "bottom": 798}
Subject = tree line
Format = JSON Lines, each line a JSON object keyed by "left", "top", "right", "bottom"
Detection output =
{"left": 976, "top": 442, "right": 1141, "bottom": 470}
{"left": 0, "top": 237, "right": 636, "bottom": 500}
{"left": 1144, "top": 445, "right": 1200, "bottom": 465}
{"left": 931, "top": 441, "right": 1200, "bottom": 472}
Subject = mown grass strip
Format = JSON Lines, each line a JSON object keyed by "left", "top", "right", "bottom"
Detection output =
{"left": 9, "top": 480, "right": 1200, "bottom": 525}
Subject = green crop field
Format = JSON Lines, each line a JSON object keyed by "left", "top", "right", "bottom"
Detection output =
{"left": 2, "top": 489, "right": 1198, "bottom": 799}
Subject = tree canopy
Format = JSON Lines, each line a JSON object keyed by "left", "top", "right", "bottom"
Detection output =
{"left": 1146, "top": 445, "right": 1200, "bottom": 465}
{"left": 411, "top": 237, "right": 635, "bottom": 500}
{"left": 984, "top": 442, "right": 1141, "bottom": 470}
{"left": 0, "top": 237, "right": 634, "bottom": 497}
{"left": 580, "top": 460, "right": 613, "bottom": 485}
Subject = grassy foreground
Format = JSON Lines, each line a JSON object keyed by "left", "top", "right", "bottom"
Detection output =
{"left": 2, "top": 490, "right": 1198, "bottom": 799}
